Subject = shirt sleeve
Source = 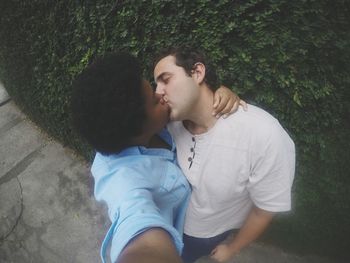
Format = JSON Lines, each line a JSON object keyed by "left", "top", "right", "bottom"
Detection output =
{"left": 110, "top": 187, "right": 183, "bottom": 262}
{"left": 92, "top": 163, "right": 183, "bottom": 263}
{"left": 247, "top": 122, "right": 295, "bottom": 212}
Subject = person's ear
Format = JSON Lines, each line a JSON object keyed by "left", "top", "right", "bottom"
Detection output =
{"left": 192, "top": 62, "right": 206, "bottom": 84}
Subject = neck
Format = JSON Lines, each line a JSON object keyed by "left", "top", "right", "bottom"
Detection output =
{"left": 148, "top": 134, "right": 171, "bottom": 149}
{"left": 131, "top": 133, "right": 170, "bottom": 150}
{"left": 183, "top": 86, "right": 218, "bottom": 134}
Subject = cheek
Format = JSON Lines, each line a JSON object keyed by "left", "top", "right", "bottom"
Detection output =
{"left": 181, "top": 85, "right": 198, "bottom": 104}
{"left": 168, "top": 79, "right": 186, "bottom": 96}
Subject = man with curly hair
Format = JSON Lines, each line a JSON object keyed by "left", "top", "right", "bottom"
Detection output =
{"left": 71, "top": 52, "right": 240, "bottom": 263}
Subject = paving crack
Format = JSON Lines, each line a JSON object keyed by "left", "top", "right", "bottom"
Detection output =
{"left": 0, "top": 116, "right": 23, "bottom": 138}
{"left": 0, "top": 145, "right": 45, "bottom": 186}
{"left": 0, "top": 97, "right": 11, "bottom": 107}
{"left": 0, "top": 177, "right": 24, "bottom": 241}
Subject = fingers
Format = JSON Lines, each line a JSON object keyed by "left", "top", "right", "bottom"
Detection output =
{"left": 213, "top": 90, "right": 222, "bottom": 109}
{"left": 213, "top": 87, "right": 248, "bottom": 119}
{"left": 215, "top": 99, "right": 233, "bottom": 118}
{"left": 224, "top": 99, "right": 240, "bottom": 117}
{"left": 219, "top": 99, "right": 235, "bottom": 119}
{"left": 240, "top": 99, "right": 248, "bottom": 111}
{"left": 213, "top": 94, "right": 229, "bottom": 118}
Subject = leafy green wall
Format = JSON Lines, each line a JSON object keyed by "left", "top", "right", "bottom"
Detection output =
{"left": 0, "top": 0, "right": 349, "bottom": 260}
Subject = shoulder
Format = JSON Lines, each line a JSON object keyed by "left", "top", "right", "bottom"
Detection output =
{"left": 91, "top": 152, "right": 160, "bottom": 202}
{"left": 215, "top": 104, "right": 277, "bottom": 138}
{"left": 91, "top": 152, "right": 155, "bottom": 187}
{"left": 222, "top": 104, "right": 294, "bottom": 149}
{"left": 224, "top": 104, "right": 278, "bottom": 128}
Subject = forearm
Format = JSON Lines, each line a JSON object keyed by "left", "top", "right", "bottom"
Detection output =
{"left": 227, "top": 206, "right": 274, "bottom": 255}
{"left": 118, "top": 228, "right": 183, "bottom": 263}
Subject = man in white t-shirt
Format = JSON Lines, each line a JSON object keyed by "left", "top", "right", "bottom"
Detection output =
{"left": 154, "top": 47, "right": 295, "bottom": 263}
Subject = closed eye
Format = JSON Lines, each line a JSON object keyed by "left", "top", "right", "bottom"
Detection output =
{"left": 156, "top": 72, "right": 171, "bottom": 85}
{"left": 163, "top": 77, "right": 170, "bottom": 84}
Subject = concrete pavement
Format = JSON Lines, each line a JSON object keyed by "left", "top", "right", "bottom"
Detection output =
{"left": 0, "top": 82, "right": 109, "bottom": 262}
{"left": 0, "top": 82, "right": 341, "bottom": 263}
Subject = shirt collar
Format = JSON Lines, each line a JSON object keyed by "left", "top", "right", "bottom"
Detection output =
{"left": 116, "top": 146, "right": 176, "bottom": 161}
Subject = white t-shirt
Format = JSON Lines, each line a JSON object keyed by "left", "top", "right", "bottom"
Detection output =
{"left": 168, "top": 104, "right": 295, "bottom": 238}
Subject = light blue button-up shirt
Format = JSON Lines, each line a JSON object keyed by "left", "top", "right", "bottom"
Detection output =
{"left": 91, "top": 130, "right": 191, "bottom": 263}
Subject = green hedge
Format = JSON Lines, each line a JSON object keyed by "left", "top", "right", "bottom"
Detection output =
{"left": 0, "top": 0, "right": 349, "bottom": 260}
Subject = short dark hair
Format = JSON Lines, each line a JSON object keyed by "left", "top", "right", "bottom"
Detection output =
{"left": 71, "top": 53, "right": 146, "bottom": 155}
{"left": 154, "top": 46, "right": 219, "bottom": 91}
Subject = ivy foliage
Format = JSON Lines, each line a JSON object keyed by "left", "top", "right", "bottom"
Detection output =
{"left": 0, "top": 0, "right": 349, "bottom": 260}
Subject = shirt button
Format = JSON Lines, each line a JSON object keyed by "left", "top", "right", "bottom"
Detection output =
{"left": 192, "top": 137, "right": 195, "bottom": 142}
{"left": 190, "top": 147, "right": 194, "bottom": 152}
{"left": 188, "top": 157, "right": 193, "bottom": 162}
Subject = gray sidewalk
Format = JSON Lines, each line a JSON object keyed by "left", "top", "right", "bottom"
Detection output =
{"left": 0, "top": 82, "right": 109, "bottom": 262}
{"left": 0, "top": 82, "right": 341, "bottom": 263}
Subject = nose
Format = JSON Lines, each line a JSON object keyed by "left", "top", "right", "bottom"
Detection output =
{"left": 155, "top": 84, "right": 164, "bottom": 94}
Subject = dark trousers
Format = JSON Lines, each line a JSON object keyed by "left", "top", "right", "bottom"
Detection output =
{"left": 181, "top": 229, "right": 237, "bottom": 263}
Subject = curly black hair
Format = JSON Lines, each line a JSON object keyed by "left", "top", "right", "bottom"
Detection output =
{"left": 71, "top": 53, "right": 146, "bottom": 155}
{"left": 153, "top": 46, "right": 219, "bottom": 91}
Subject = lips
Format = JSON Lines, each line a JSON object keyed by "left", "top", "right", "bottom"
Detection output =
{"left": 163, "top": 95, "right": 169, "bottom": 103}
{"left": 160, "top": 95, "right": 170, "bottom": 105}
